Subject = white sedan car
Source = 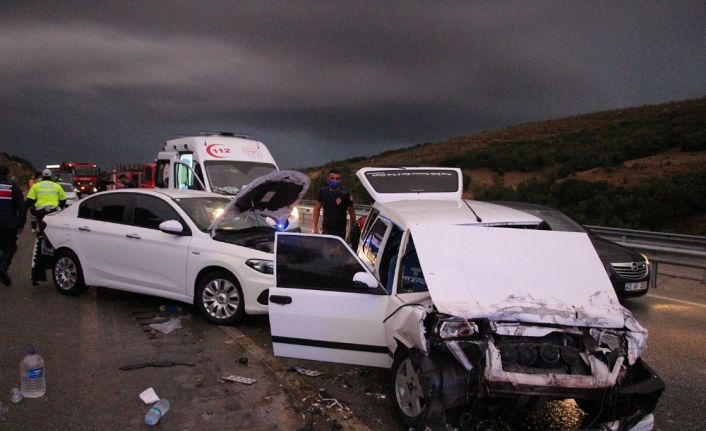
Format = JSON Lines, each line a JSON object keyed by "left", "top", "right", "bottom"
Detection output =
{"left": 41, "top": 183, "right": 304, "bottom": 325}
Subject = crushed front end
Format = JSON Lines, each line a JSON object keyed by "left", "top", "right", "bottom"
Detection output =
{"left": 414, "top": 314, "right": 664, "bottom": 430}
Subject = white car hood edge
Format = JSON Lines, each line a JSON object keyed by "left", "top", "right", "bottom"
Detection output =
{"left": 410, "top": 225, "right": 627, "bottom": 328}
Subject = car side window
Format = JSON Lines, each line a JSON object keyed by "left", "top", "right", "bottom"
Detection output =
{"left": 78, "top": 194, "right": 129, "bottom": 224}
{"left": 133, "top": 195, "right": 185, "bottom": 231}
{"left": 276, "top": 235, "right": 373, "bottom": 293}
{"left": 361, "top": 217, "right": 389, "bottom": 267}
{"left": 397, "top": 237, "right": 428, "bottom": 293}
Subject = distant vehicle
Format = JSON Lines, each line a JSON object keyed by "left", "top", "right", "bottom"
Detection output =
{"left": 59, "top": 162, "right": 99, "bottom": 195}
{"left": 57, "top": 182, "right": 79, "bottom": 206}
{"left": 267, "top": 167, "right": 662, "bottom": 430}
{"left": 493, "top": 201, "right": 650, "bottom": 298}
{"left": 154, "top": 132, "right": 300, "bottom": 230}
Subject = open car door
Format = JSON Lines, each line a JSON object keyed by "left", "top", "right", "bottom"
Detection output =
{"left": 269, "top": 233, "right": 392, "bottom": 368}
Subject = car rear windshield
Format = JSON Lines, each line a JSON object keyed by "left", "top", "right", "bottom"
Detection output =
{"left": 173, "top": 197, "right": 272, "bottom": 232}
{"left": 364, "top": 169, "right": 459, "bottom": 193}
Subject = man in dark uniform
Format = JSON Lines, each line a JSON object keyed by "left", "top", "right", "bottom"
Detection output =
{"left": 0, "top": 165, "right": 26, "bottom": 286}
{"left": 312, "top": 169, "right": 355, "bottom": 241}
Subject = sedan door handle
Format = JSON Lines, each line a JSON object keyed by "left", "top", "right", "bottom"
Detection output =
{"left": 269, "top": 295, "right": 292, "bottom": 305}
{"left": 78, "top": 226, "right": 91, "bottom": 232}
{"left": 125, "top": 233, "right": 141, "bottom": 240}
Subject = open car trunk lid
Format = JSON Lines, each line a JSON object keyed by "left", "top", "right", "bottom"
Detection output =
{"left": 409, "top": 224, "right": 626, "bottom": 328}
{"left": 356, "top": 167, "right": 463, "bottom": 203}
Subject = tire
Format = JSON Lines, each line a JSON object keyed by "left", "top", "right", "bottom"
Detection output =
{"left": 195, "top": 270, "right": 245, "bottom": 325}
{"left": 391, "top": 348, "right": 428, "bottom": 427}
{"left": 52, "top": 250, "right": 88, "bottom": 296}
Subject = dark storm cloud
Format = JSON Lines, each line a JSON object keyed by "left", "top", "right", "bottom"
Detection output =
{"left": 1, "top": 1, "right": 705, "bottom": 170}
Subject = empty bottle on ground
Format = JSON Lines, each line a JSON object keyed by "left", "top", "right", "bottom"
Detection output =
{"left": 20, "top": 345, "right": 46, "bottom": 398}
{"left": 144, "top": 399, "right": 170, "bottom": 425}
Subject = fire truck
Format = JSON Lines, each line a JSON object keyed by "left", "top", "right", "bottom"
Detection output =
{"left": 59, "top": 162, "right": 99, "bottom": 195}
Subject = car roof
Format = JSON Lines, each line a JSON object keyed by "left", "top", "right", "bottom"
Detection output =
{"left": 93, "top": 188, "right": 228, "bottom": 200}
{"left": 374, "top": 199, "right": 542, "bottom": 229}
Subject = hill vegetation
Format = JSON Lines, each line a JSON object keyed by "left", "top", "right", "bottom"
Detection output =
{"left": 0, "top": 152, "right": 36, "bottom": 191}
{"left": 303, "top": 97, "right": 706, "bottom": 235}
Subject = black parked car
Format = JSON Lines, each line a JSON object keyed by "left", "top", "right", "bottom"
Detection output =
{"left": 494, "top": 202, "right": 650, "bottom": 298}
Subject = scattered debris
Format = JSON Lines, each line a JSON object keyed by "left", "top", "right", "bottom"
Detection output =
{"left": 147, "top": 329, "right": 159, "bottom": 339}
{"left": 238, "top": 357, "right": 249, "bottom": 365}
{"left": 119, "top": 361, "right": 195, "bottom": 371}
{"left": 291, "top": 366, "right": 323, "bottom": 377}
{"left": 364, "top": 391, "right": 387, "bottom": 400}
{"left": 149, "top": 317, "right": 182, "bottom": 334}
{"left": 359, "top": 369, "right": 371, "bottom": 377}
{"left": 317, "top": 389, "right": 350, "bottom": 412}
{"left": 201, "top": 412, "right": 212, "bottom": 423}
{"left": 222, "top": 374, "right": 257, "bottom": 385}
{"left": 10, "top": 388, "right": 22, "bottom": 404}
{"left": 0, "top": 401, "right": 8, "bottom": 419}
{"left": 139, "top": 387, "right": 160, "bottom": 404}
{"left": 159, "top": 304, "right": 183, "bottom": 314}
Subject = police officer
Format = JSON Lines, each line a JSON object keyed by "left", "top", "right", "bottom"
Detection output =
{"left": 0, "top": 165, "right": 26, "bottom": 286}
{"left": 26, "top": 168, "right": 67, "bottom": 226}
{"left": 312, "top": 168, "right": 355, "bottom": 241}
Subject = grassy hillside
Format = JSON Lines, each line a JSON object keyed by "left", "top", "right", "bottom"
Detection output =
{"left": 0, "top": 152, "right": 36, "bottom": 191}
{"left": 304, "top": 97, "right": 706, "bottom": 235}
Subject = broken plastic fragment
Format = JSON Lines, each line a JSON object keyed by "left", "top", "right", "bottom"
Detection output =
{"left": 139, "top": 387, "right": 160, "bottom": 404}
{"left": 149, "top": 317, "right": 182, "bottom": 334}
{"left": 292, "top": 366, "right": 322, "bottom": 377}
{"left": 222, "top": 375, "right": 257, "bottom": 385}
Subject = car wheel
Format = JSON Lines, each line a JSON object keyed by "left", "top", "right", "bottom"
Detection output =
{"left": 52, "top": 250, "right": 88, "bottom": 296}
{"left": 196, "top": 270, "right": 245, "bottom": 325}
{"left": 391, "top": 348, "right": 428, "bottom": 427}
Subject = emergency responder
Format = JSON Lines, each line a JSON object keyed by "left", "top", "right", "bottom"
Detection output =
{"left": 0, "top": 165, "right": 26, "bottom": 286}
{"left": 312, "top": 168, "right": 356, "bottom": 241}
{"left": 26, "top": 169, "right": 67, "bottom": 227}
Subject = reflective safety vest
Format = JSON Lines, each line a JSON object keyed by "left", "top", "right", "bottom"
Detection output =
{"left": 27, "top": 180, "right": 66, "bottom": 208}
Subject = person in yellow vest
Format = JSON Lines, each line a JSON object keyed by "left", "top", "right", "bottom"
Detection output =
{"left": 26, "top": 169, "right": 67, "bottom": 228}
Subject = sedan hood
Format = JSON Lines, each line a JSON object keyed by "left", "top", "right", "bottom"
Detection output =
{"left": 210, "top": 170, "right": 310, "bottom": 230}
{"left": 410, "top": 225, "right": 626, "bottom": 328}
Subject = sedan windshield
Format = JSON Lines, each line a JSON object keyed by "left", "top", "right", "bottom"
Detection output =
{"left": 204, "top": 161, "right": 277, "bottom": 195}
{"left": 173, "top": 197, "right": 272, "bottom": 232}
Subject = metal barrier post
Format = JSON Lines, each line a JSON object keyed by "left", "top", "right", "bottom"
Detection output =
{"left": 649, "top": 261, "right": 658, "bottom": 289}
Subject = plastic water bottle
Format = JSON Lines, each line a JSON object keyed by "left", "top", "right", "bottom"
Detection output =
{"left": 144, "top": 399, "right": 170, "bottom": 425}
{"left": 20, "top": 345, "right": 46, "bottom": 398}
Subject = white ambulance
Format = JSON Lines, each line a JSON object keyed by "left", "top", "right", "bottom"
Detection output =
{"left": 155, "top": 132, "right": 300, "bottom": 230}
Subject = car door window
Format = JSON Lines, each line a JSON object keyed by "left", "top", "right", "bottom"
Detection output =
{"left": 397, "top": 237, "right": 428, "bottom": 293}
{"left": 133, "top": 195, "right": 187, "bottom": 231}
{"left": 277, "top": 235, "right": 376, "bottom": 293}
{"left": 78, "top": 193, "right": 129, "bottom": 224}
{"left": 361, "top": 217, "right": 389, "bottom": 267}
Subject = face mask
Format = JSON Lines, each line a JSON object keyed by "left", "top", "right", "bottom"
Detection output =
{"left": 328, "top": 180, "right": 340, "bottom": 190}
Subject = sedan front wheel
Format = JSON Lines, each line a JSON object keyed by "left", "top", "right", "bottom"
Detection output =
{"left": 196, "top": 270, "right": 245, "bottom": 325}
{"left": 391, "top": 348, "right": 428, "bottom": 427}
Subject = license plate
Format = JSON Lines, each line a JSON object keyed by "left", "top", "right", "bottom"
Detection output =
{"left": 625, "top": 281, "right": 647, "bottom": 292}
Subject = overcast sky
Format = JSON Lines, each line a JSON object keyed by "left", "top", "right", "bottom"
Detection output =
{"left": 1, "top": 1, "right": 704, "bottom": 171}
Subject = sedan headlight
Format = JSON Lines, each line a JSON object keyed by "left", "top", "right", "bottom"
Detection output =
{"left": 436, "top": 318, "right": 478, "bottom": 339}
{"left": 245, "top": 259, "right": 274, "bottom": 274}
{"left": 640, "top": 253, "right": 649, "bottom": 266}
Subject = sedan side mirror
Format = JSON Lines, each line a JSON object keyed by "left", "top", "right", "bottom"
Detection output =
{"left": 352, "top": 272, "right": 383, "bottom": 294}
{"left": 159, "top": 220, "right": 184, "bottom": 234}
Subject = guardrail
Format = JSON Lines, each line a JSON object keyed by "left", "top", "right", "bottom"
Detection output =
{"left": 297, "top": 201, "right": 706, "bottom": 284}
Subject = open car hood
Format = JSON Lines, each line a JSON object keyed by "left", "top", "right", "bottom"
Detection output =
{"left": 409, "top": 225, "right": 626, "bottom": 328}
{"left": 209, "top": 170, "right": 310, "bottom": 230}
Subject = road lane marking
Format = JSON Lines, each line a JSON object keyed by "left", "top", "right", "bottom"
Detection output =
{"left": 646, "top": 293, "right": 706, "bottom": 308}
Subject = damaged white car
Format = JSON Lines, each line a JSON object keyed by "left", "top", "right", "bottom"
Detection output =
{"left": 268, "top": 167, "right": 663, "bottom": 430}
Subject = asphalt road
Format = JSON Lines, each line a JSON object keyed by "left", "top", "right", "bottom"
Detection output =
{"left": 1, "top": 229, "right": 705, "bottom": 430}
